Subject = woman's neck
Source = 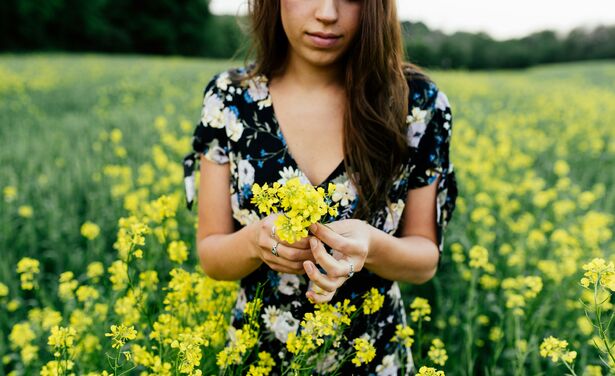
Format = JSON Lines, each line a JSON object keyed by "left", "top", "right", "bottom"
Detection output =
{"left": 277, "top": 50, "right": 345, "bottom": 90}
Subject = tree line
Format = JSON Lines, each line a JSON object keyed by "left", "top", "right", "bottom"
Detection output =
{"left": 1, "top": 0, "right": 613, "bottom": 70}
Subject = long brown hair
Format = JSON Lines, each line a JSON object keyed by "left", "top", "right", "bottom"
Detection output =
{"left": 240, "top": 0, "right": 433, "bottom": 220}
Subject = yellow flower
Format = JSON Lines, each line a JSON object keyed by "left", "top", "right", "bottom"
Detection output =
{"left": 539, "top": 336, "right": 577, "bottom": 364}
{"left": 251, "top": 182, "right": 280, "bottom": 214}
{"left": 80, "top": 221, "right": 101, "bottom": 240}
{"left": 251, "top": 177, "right": 338, "bottom": 243}
{"left": 489, "top": 326, "right": 504, "bottom": 342}
{"left": 391, "top": 324, "right": 415, "bottom": 348}
{"left": 86, "top": 261, "right": 105, "bottom": 280}
{"left": 416, "top": 366, "right": 445, "bottom": 375}
{"left": 247, "top": 351, "right": 276, "bottom": 376}
{"left": 48, "top": 325, "right": 77, "bottom": 351}
{"left": 351, "top": 337, "right": 376, "bottom": 366}
{"left": 553, "top": 160, "right": 570, "bottom": 176}
{"left": 16, "top": 257, "right": 40, "bottom": 290}
{"left": 75, "top": 285, "right": 100, "bottom": 303}
{"left": 580, "top": 258, "right": 615, "bottom": 292}
{"left": 167, "top": 240, "right": 188, "bottom": 263}
{"left": 410, "top": 297, "right": 431, "bottom": 322}
{"left": 468, "top": 245, "right": 489, "bottom": 270}
{"left": 7, "top": 299, "right": 20, "bottom": 312}
{"left": 428, "top": 338, "right": 448, "bottom": 366}
{"left": 110, "top": 128, "right": 122, "bottom": 143}
{"left": 17, "top": 205, "right": 33, "bottom": 218}
{"left": 105, "top": 324, "right": 137, "bottom": 349}
{"left": 9, "top": 322, "right": 36, "bottom": 349}
{"left": 584, "top": 365, "right": 603, "bottom": 376}
{"left": 108, "top": 260, "right": 129, "bottom": 291}
{"left": 362, "top": 288, "right": 385, "bottom": 315}
{"left": 0, "top": 282, "right": 8, "bottom": 297}
{"left": 3, "top": 185, "right": 17, "bottom": 202}
{"left": 216, "top": 325, "right": 259, "bottom": 368}
{"left": 58, "top": 271, "right": 79, "bottom": 301}
{"left": 40, "top": 360, "right": 74, "bottom": 376}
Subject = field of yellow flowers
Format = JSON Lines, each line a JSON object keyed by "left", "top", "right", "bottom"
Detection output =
{"left": 0, "top": 53, "right": 614, "bottom": 375}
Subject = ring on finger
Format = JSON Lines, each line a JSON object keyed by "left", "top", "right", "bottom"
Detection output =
{"left": 271, "top": 241, "right": 280, "bottom": 257}
{"left": 346, "top": 261, "right": 355, "bottom": 278}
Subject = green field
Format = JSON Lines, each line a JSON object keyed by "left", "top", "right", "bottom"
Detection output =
{"left": 1, "top": 54, "right": 614, "bottom": 375}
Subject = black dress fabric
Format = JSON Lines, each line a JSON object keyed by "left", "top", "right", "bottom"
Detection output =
{"left": 182, "top": 65, "right": 458, "bottom": 375}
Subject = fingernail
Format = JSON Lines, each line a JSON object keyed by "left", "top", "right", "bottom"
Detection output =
{"left": 309, "top": 223, "right": 317, "bottom": 232}
{"left": 309, "top": 238, "right": 316, "bottom": 248}
{"left": 305, "top": 262, "right": 313, "bottom": 273}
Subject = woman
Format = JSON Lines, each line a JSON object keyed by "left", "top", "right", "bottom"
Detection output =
{"left": 182, "top": 0, "right": 458, "bottom": 374}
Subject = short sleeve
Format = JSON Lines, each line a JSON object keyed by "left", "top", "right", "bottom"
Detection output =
{"left": 406, "top": 86, "right": 459, "bottom": 268}
{"left": 182, "top": 73, "right": 232, "bottom": 211}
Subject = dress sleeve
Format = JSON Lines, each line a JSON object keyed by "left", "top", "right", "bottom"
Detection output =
{"left": 182, "top": 74, "right": 231, "bottom": 211}
{"left": 407, "top": 87, "right": 459, "bottom": 268}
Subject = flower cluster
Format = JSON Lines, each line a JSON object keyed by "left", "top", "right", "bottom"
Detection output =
{"left": 48, "top": 325, "right": 77, "bottom": 357}
{"left": 351, "top": 337, "right": 376, "bottom": 366}
{"left": 105, "top": 324, "right": 138, "bottom": 349}
{"left": 286, "top": 299, "right": 357, "bottom": 355}
{"left": 246, "top": 351, "right": 276, "bottom": 376}
{"left": 539, "top": 336, "right": 577, "bottom": 364}
{"left": 16, "top": 257, "right": 40, "bottom": 290}
{"left": 361, "top": 288, "right": 385, "bottom": 315}
{"left": 580, "top": 258, "right": 615, "bottom": 291}
{"left": 501, "top": 275, "right": 543, "bottom": 316}
{"left": 410, "top": 297, "right": 432, "bottom": 322}
{"left": 251, "top": 177, "right": 338, "bottom": 243}
{"left": 416, "top": 366, "right": 445, "bottom": 376}
{"left": 391, "top": 324, "right": 415, "bottom": 348}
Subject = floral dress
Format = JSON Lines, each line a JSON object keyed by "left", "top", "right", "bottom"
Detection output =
{"left": 182, "top": 65, "right": 458, "bottom": 375}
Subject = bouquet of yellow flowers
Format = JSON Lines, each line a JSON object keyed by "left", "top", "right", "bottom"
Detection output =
{"left": 250, "top": 177, "right": 339, "bottom": 244}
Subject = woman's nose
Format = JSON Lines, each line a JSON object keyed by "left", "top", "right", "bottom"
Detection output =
{"left": 314, "top": 0, "right": 339, "bottom": 23}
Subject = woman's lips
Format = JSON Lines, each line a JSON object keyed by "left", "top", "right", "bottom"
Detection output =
{"left": 306, "top": 32, "right": 341, "bottom": 48}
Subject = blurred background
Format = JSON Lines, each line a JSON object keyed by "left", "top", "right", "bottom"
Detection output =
{"left": 1, "top": 0, "right": 615, "bottom": 69}
{"left": 1, "top": 1, "right": 615, "bottom": 375}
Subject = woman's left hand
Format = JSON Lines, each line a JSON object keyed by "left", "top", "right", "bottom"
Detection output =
{"left": 303, "top": 219, "right": 373, "bottom": 303}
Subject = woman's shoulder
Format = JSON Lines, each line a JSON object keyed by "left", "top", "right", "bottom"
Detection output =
{"left": 403, "top": 66, "right": 453, "bottom": 151}
{"left": 202, "top": 64, "right": 271, "bottom": 109}
{"left": 403, "top": 68, "right": 450, "bottom": 114}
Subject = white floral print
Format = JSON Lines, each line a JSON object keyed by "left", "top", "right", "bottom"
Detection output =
{"left": 278, "top": 273, "right": 301, "bottom": 295}
{"left": 261, "top": 305, "right": 300, "bottom": 343}
{"left": 237, "top": 159, "right": 255, "bottom": 189}
{"left": 383, "top": 199, "right": 405, "bottom": 234}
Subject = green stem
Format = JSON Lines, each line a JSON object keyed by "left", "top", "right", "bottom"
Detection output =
{"left": 593, "top": 278, "right": 615, "bottom": 366}
{"left": 561, "top": 360, "right": 578, "bottom": 376}
{"left": 465, "top": 269, "right": 478, "bottom": 375}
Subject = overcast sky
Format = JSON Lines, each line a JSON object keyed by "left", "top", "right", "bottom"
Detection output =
{"left": 209, "top": 0, "right": 615, "bottom": 40}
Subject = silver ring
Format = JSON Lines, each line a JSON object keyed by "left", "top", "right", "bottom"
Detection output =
{"left": 347, "top": 261, "right": 355, "bottom": 278}
{"left": 271, "top": 241, "right": 280, "bottom": 257}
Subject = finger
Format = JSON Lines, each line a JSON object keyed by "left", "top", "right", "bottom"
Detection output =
{"left": 306, "top": 288, "right": 335, "bottom": 304}
{"left": 266, "top": 263, "right": 306, "bottom": 275}
{"left": 303, "top": 261, "right": 340, "bottom": 293}
{"left": 275, "top": 241, "right": 317, "bottom": 263}
{"left": 309, "top": 237, "right": 348, "bottom": 278}
{"left": 309, "top": 222, "right": 351, "bottom": 252}
{"left": 261, "top": 248, "right": 305, "bottom": 271}
{"left": 278, "top": 236, "right": 311, "bottom": 250}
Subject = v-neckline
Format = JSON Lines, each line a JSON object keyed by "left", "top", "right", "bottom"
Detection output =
{"left": 263, "top": 74, "right": 345, "bottom": 188}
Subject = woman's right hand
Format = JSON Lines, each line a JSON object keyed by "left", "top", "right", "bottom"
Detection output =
{"left": 251, "top": 213, "right": 317, "bottom": 274}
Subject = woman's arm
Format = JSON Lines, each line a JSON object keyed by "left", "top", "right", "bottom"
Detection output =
{"left": 303, "top": 173, "right": 441, "bottom": 299}
{"left": 196, "top": 155, "right": 262, "bottom": 280}
{"left": 196, "top": 155, "right": 317, "bottom": 281}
